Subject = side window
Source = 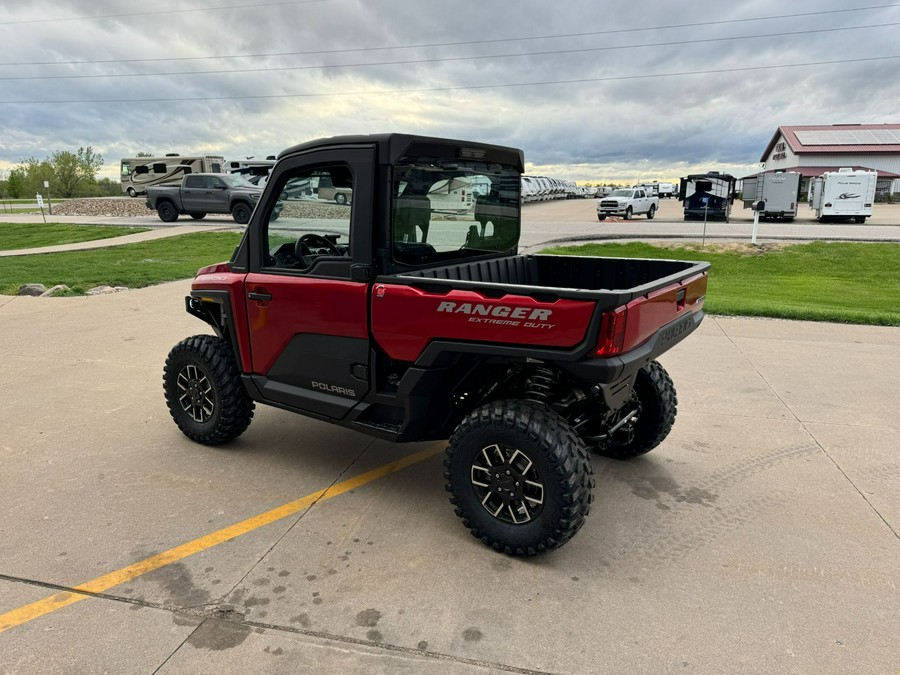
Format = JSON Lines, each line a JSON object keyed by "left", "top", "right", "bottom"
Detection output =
{"left": 184, "top": 175, "right": 203, "bottom": 189}
{"left": 262, "top": 165, "right": 353, "bottom": 273}
{"left": 152, "top": 163, "right": 167, "bottom": 174}
{"left": 209, "top": 177, "right": 225, "bottom": 189}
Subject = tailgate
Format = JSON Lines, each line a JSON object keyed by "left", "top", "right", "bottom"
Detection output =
{"left": 603, "top": 271, "right": 708, "bottom": 356}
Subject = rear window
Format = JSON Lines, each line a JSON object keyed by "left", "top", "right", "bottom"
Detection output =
{"left": 391, "top": 157, "right": 520, "bottom": 266}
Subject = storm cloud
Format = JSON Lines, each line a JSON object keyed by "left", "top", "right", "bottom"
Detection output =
{"left": 1, "top": 0, "right": 898, "bottom": 183}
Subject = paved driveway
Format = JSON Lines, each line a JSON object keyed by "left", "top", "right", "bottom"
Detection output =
{"left": 0, "top": 282, "right": 898, "bottom": 673}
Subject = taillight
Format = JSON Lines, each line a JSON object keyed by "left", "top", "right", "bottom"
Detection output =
{"left": 596, "top": 306, "right": 627, "bottom": 356}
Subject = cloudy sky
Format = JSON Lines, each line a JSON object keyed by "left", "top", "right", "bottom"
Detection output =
{"left": 1, "top": 0, "right": 899, "bottom": 184}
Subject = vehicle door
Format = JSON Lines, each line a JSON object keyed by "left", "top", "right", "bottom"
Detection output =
{"left": 636, "top": 189, "right": 647, "bottom": 212}
{"left": 207, "top": 175, "right": 232, "bottom": 212}
{"left": 242, "top": 147, "right": 374, "bottom": 420}
{"left": 181, "top": 175, "right": 211, "bottom": 211}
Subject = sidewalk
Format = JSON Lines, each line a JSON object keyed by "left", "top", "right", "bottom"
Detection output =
{"left": 0, "top": 223, "right": 238, "bottom": 257}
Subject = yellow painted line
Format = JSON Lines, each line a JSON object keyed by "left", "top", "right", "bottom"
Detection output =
{"left": 0, "top": 445, "right": 443, "bottom": 634}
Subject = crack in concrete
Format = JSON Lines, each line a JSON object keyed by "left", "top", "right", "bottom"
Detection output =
{"left": 0, "top": 572, "right": 553, "bottom": 675}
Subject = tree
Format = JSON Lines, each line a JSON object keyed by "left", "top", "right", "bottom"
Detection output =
{"left": 49, "top": 146, "right": 104, "bottom": 198}
{"left": 5, "top": 168, "right": 27, "bottom": 198}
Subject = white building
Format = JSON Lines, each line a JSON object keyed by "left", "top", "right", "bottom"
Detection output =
{"left": 757, "top": 124, "right": 900, "bottom": 195}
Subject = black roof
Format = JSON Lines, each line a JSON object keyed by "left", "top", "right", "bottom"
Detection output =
{"left": 276, "top": 133, "right": 524, "bottom": 170}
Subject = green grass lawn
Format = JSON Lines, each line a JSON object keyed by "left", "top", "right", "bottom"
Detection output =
{"left": 0, "top": 231, "right": 241, "bottom": 295}
{"left": 2, "top": 235, "right": 899, "bottom": 327}
{"left": 542, "top": 241, "right": 900, "bottom": 326}
{"left": 0, "top": 222, "right": 149, "bottom": 250}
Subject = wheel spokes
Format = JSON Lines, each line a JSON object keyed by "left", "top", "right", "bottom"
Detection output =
{"left": 470, "top": 444, "right": 544, "bottom": 525}
{"left": 176, "top": 364, "right": 214, "bottom": 423}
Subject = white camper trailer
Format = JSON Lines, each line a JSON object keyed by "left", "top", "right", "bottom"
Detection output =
{"left": 809, "top": 168, "right": 877, "bottom": 223}
{"left": 742, "top": 172, "right": 802, "bottom": 221}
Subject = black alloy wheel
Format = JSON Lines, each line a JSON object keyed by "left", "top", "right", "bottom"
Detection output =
{"left": 445, "top": 400, "right": 594, "bottom": 555}
{"left": 163, "top": 335, "right": 254, "bottom": 445}
{"left": 231, "top": 202, "right": 252, "bottom": 225}
{"left": 157, "top": 200, "right": 179, "bottom": 222}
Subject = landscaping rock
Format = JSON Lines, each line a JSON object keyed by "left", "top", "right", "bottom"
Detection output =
{"left": 87, "top": 285, "right": 129, "bottom": 295}
{"left": 40, "top": 284, "right": 71, "bottom": 297}
{"left": 18, "top": 284, "right": 46, "bottom": 296}
{"left": 50, "top": 198, "right": 153, "bottom": 218}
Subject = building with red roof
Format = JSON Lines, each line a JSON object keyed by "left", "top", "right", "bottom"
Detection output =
{"left": 757, "top": 124, "right": 900, "bottom": 195}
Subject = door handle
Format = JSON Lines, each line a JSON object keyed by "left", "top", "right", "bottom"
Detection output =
{"left": 248, "top": 291, "right": 272, "bottom": 302}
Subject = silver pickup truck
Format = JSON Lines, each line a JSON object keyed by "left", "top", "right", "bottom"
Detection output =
{"left": 597, "top": 187, "right": 659, "bottom": 221}
{"left": 146, "top": 173, "right": 267, "bottom": 224}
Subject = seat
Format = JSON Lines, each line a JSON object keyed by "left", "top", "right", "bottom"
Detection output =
{"left": 393, "top": 195, "right": 431, "bottom": 243}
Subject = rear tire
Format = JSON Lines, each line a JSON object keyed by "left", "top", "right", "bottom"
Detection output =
{"left": 156, "top": 200, "right": 179, "bottom": 223}
{"left": 189, "top": 212, "right": 207, "bottom": 220}
{"left": 444, "top": 400, "right": 594, "bottom": 556}
{"left": 335, "top": 193, "right": 348, "bottom": 205}
{"left": 646, "top": 205, "right": 656, "bottom": 220}
{"left": 163, "top": 335, "right": 254, "bottom": 445}
{"left": 231, "top": 202, "right": 252, "bottom": 225}
{"left": 596, "top": 361, "right": 677, "bottom": 460}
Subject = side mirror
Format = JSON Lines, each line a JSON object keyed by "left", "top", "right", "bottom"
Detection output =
{"left": 753, "top": 200, "right": 766, "bottom": 211}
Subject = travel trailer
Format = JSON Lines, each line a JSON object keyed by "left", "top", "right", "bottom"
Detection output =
{"left": 742, "top": 171, "right": 802, "bottom": 221}
{"left": 808, "top": 168, "right": 877, "bottom": 223}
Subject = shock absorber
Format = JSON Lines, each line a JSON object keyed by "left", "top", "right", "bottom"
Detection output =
{"left": 523, "top": 365, "right": 558, "bottom": 404}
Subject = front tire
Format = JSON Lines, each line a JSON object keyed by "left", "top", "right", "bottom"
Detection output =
{"left": 597, "top": 214, "right": 606, "bottom": 221}
{"left": 646, "top": 204, "right": 656, "bottom": 220}
{"left": 163, "top": 335, "right": 254, "bottom": 445}
{"left": 156, "top": 200, "right": 179, "bottom": 223}
{"left": 189, "top": 212, "right": 207, "bottom": 220}
{"left": 231, "top": 201, "right": 252, "bottom": 225}
{"left": 445, "top": 400, "right": 594, "bottom": 556}
{"left": 335, "top": 193, "right": 348, "bottom": 205}
{"left": 624, "top": 207, "right": 633, "bottom": 220}
{"left": 596, "top": 361, "right": 677, "bottom": 460}
{"left": 127, "top": 187, "right": 137, "bottom": 198}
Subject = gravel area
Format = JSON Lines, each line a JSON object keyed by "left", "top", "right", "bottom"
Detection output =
{"left": 51, "top": 197, "right": 352, "bottom": 220}
{"left": 50, "top": 197, "right": 154, "bottom": 218}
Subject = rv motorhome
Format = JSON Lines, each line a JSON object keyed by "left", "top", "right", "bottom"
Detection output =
{"left": 742, "top": 172, "right": 802, "bottom": 221}
{"left": 121, "top": 155, "right": 225, "bottom": 197}
{"left": 808, "top": 168, "right": 877, "bottom": 223}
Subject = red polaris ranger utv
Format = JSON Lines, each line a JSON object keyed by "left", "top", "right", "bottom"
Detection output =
{"left": 164, "top": 134, "right": 709, "bottom": 555}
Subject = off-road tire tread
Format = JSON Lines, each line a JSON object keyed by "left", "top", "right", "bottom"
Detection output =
{"left": 163, "top": 335, "right": 254, "bottom": 445}
{"left": 599, "top": 361, "right": 677, "bottom": 459}
{"left": 444, "top": 400, "right": 594, "bottom": 556}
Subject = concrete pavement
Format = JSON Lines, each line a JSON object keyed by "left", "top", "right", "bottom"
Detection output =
{"left": 0, "top": 281, "right": 897, "bottom": 673}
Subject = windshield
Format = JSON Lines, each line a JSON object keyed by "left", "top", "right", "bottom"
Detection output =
{"left": 224, "top": 174, "right": 257, "bottom": 189}
{"left": 609, "top": 189, "right": 633, "bottom": 197}
{"left": 391, "top": 157, "right": 520, "bottom": 266}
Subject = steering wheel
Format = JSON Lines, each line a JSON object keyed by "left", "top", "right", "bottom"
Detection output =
{"left": 295, "top": 233, "right": 342, "bottom": 268}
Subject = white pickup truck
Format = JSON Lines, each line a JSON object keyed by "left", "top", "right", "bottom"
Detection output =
{"left": 597, "top": 188, "right": 659, "bottom": 220}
